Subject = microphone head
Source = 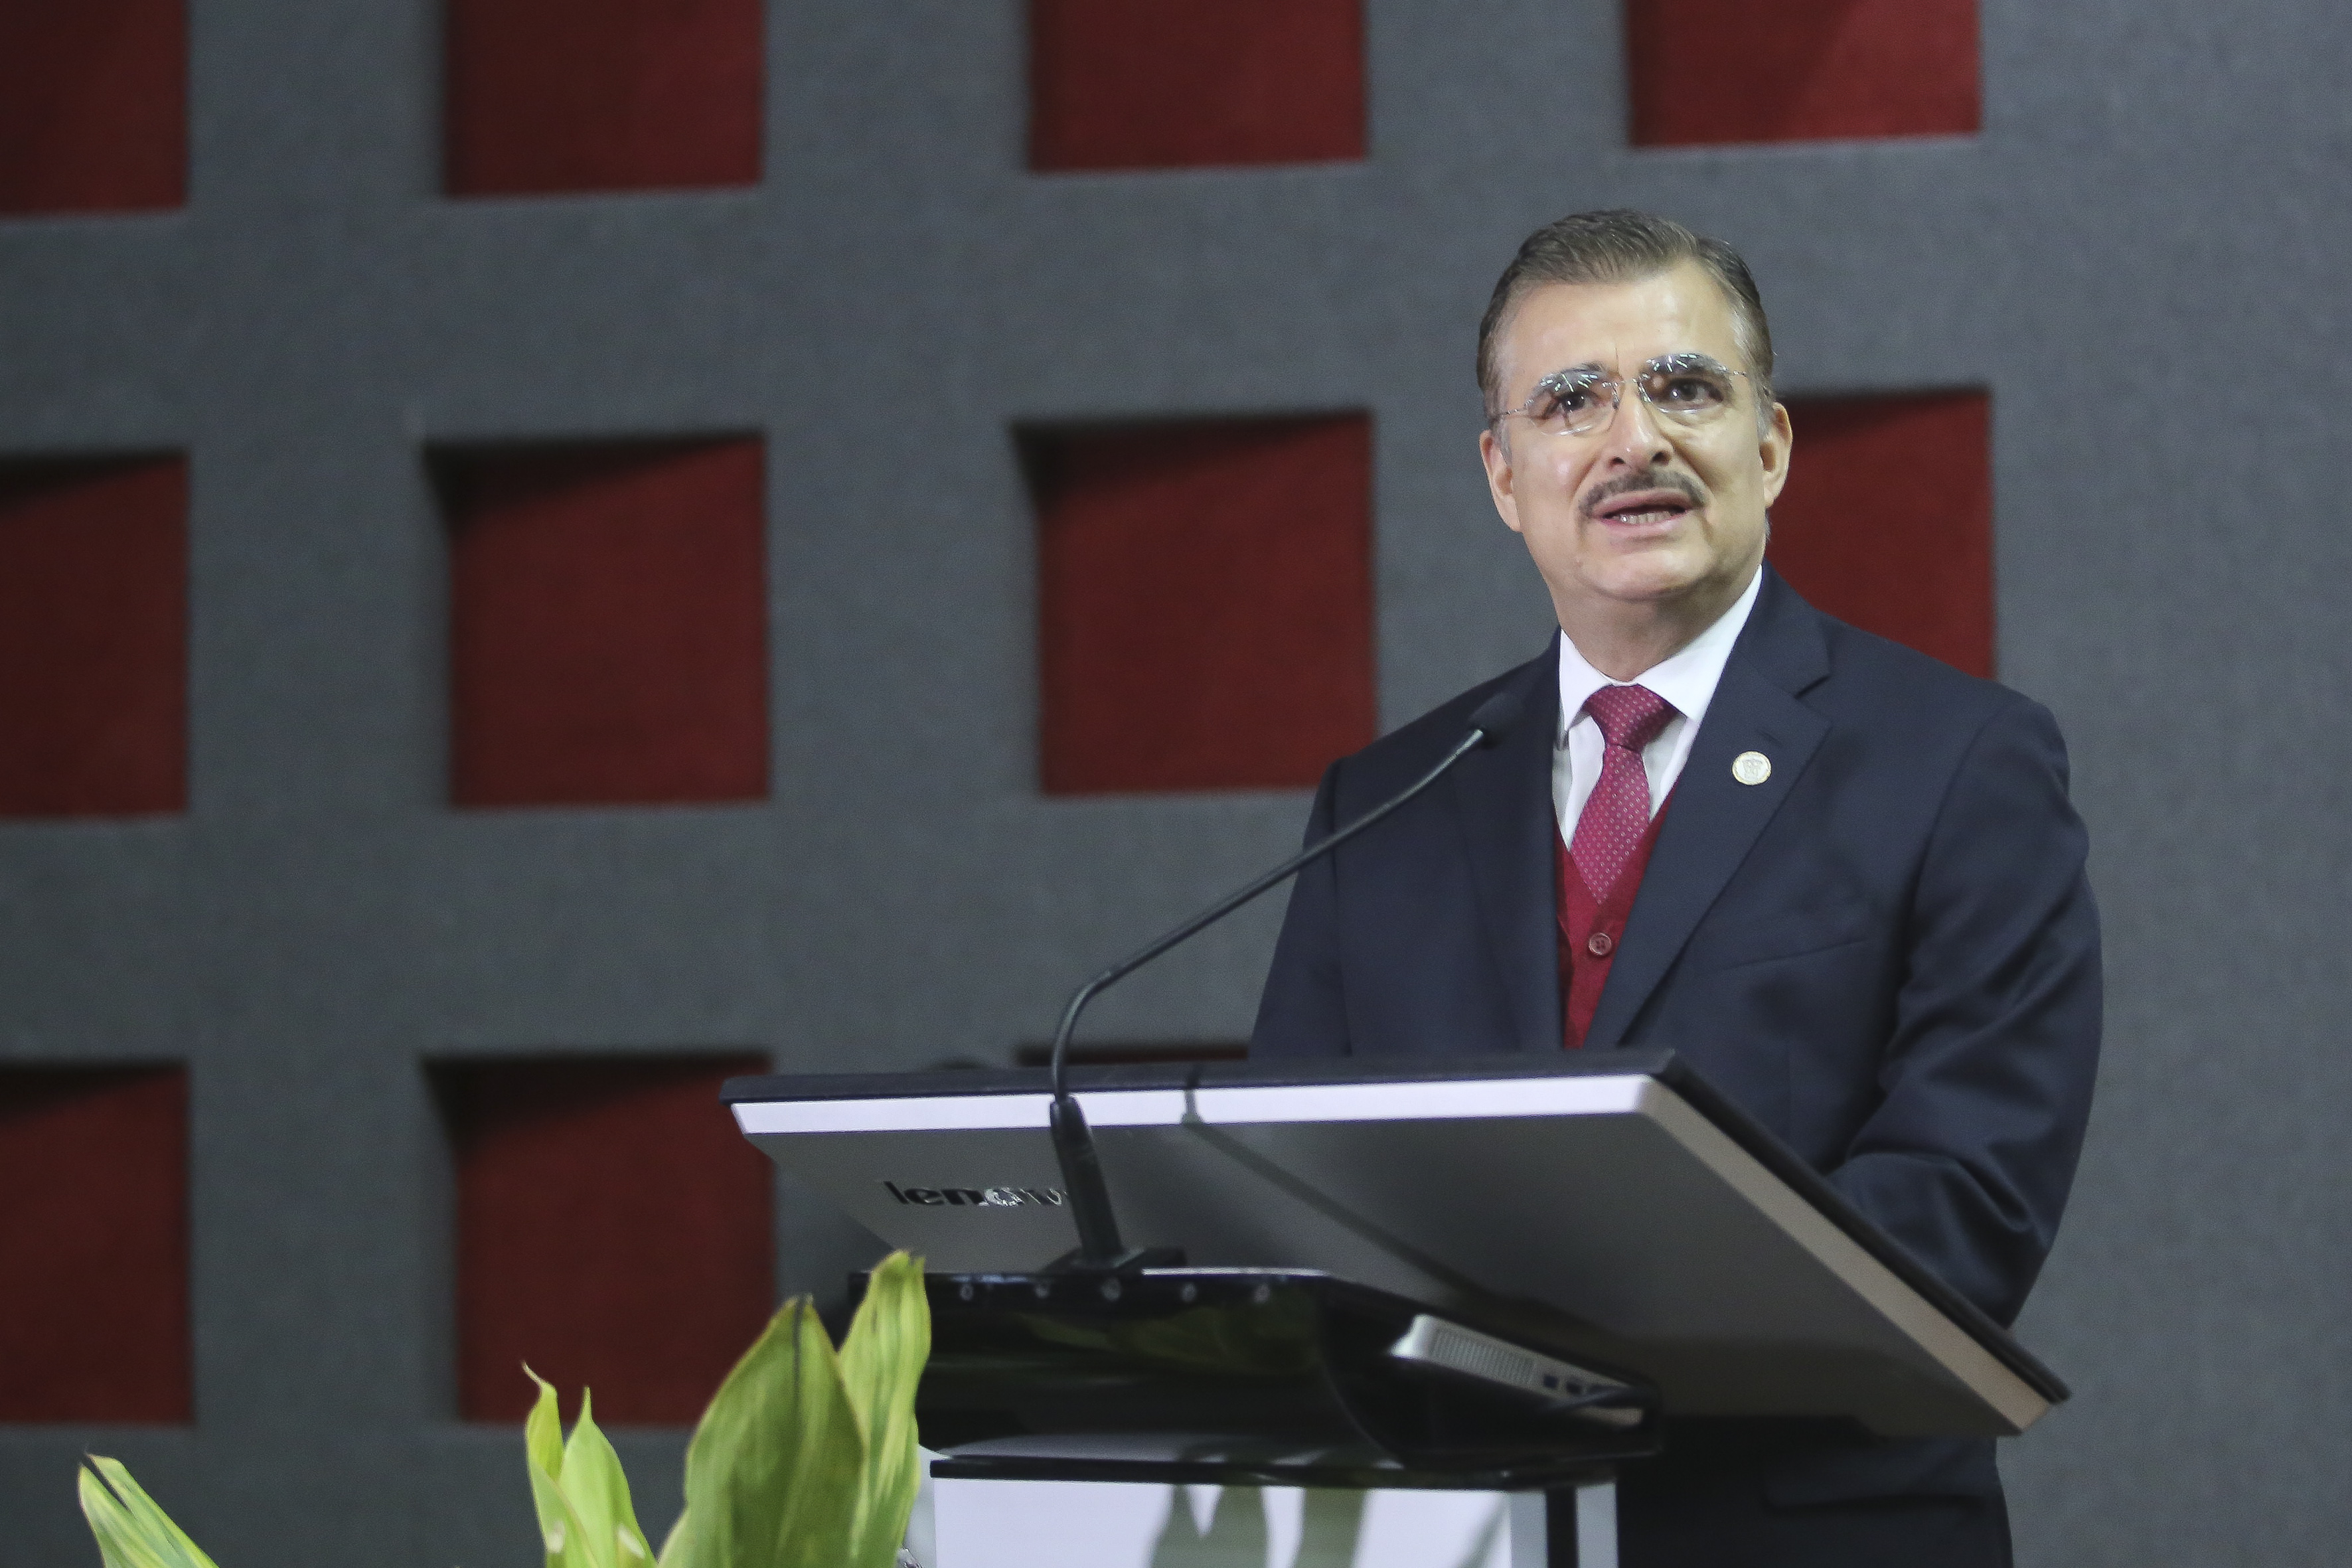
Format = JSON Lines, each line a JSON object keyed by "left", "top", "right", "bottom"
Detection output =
{"left": 1466, "top": 689, "right": 1526, "bottom": 747}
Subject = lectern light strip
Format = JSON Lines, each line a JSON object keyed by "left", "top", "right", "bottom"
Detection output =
{"left": 1186, "top": 1076, "right": 1648, "bottom": 1124}
{"left": 731, "top": 1075, "right": 1652, "bottom": 1137}
{"left": 735, "top": 1093, "right": 1062, "bottom": 1135}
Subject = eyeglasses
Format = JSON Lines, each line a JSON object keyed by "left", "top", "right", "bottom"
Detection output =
{"left": 1489, "top": 353, "right": 1752, "bottom": 438}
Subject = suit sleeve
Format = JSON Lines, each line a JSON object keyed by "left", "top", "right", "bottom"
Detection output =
{"left": 1249, "top": 761, "right": 1354, "bottom": 1059}
{"left": 1829, "top": 695, "right": 2102, "bottom": 1325}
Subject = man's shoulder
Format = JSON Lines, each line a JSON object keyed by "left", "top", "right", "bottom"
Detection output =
{"left": 1806, "top": 611, "right": 2049, "bottom": 740}
{"left": 1751, "top": 573, "right": 2052, "bottom": 743}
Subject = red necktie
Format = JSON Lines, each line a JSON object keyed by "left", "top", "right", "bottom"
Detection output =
{"left": 1570, "top": 684, "right": 1676, "bottom": 900}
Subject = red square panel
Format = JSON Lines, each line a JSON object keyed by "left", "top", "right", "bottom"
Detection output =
{"left": 445, "top": 0, "right": 761, "bottom": 196}
{"left": 1626, "top": 0, "right": 1978, "bottom": 146}
{"left": 439, "top": 1055, "right": 773, "bottom": 1424}
{"left": 1768, "top": 391, "right": 1992, "bottom": 677}
{"left": 440, "top": 438, "right": 768, "bottom": 809}
{"left": 0, "top": 1, "right": 187, "bottom": 216}
{"left": 0, "top": 457, "right": 188, "bottom": 817}
{"left": 1030, "top": 0, "right": 1364, "bottom": 171}
{"left": 0, "top": 1066, "right": 191, "bottom": 1423}
{"left": 1032, "top": 415, "right": 1375, "bottom": 793}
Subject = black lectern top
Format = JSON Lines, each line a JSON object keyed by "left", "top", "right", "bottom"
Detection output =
{"left": 728, "top": 1050, "right": 2065, "bottom": 1439}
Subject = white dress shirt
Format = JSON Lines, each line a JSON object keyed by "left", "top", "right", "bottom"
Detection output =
{"left": 1553, "top": 567, "right": 1764, "bottom": 845}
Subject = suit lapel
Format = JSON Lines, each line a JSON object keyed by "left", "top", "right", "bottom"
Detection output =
{"left": 1583, "top": 571, "right": 1832, "bottom": 1049}
{"left": 1450, "top": 644, "right": 1563, "bottom": 1055}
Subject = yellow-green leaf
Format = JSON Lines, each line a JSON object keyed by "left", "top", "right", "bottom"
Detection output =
{"left": 838, "top": 1252, "right": 931, "bottom": 1568}
{"left": 524, "top": 1369, "right": 588, "bottom": 1568}
{"left": 561, "top": 1390, "right": 654, "bottom": 1568}
{"left": 520, "top": 1370, "right": 605, "bottom": 1568}
{"left": 678, "top": 1296, "right": 865, "bottom": 1568}
{"left": 76, "top": 1456, "right": 222, "bottom": 1568}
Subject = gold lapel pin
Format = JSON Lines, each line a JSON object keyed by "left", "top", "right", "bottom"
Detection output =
{"left": 1732, "top": 751, "right": 1772, "bottom": 786}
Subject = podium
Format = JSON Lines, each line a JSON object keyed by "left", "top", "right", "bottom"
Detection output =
{"left": 726, "top": 1051, "right": 2065, "bottom": 1567}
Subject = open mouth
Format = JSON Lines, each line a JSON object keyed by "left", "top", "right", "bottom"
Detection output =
{"left": 1589, "top": 489, "right": 1697, "bottom": 526}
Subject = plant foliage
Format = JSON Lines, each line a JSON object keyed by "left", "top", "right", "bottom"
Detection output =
{"left": 663, "top": 1250, "right": 931, "bottom": 1568}
{"left": 76, "top": 1456, "right": 221, "bottom": 1568}
{"left": 74, "top": 1250, "right": 931, "bottom": 1568}
{"left": 524, "top": 1373, "right": 657, "bottom": 1568}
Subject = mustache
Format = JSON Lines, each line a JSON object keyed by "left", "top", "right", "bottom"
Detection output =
{"left": 1579, "top": 470, "right": 1706, "bottom": 520}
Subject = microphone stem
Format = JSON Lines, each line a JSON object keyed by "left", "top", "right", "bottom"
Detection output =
{"left": 1045, "top": 724, "right": 1490, "bottom": 1263}
{"left": 1050, "top": 724, "right": 1485, "bottom": 1101}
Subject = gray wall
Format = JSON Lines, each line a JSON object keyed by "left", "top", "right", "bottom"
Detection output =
{"left": 2, "top": 0, "right": 2347, "bottom": 1562}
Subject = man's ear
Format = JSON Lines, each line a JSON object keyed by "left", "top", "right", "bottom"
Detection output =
{"left": 1758, "top": 402, "right": 1794, "bottom": 508}
{"left": 1479, "top": 427, "right": 1526, "bottom": 535}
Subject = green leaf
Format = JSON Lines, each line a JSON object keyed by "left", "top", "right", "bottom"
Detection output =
{"left": 520, "top": 1369, "right": 611, "bottom": 1568}
{"left": 523, "top": 1370, "right": 572, "bottom": 1564}
{"left": 76, "top": 1456, "right": 222, "bottom": 1568}
{"left": 561, "top": 1390, "right": 655, "bottom": 1568}
{"left": 678, "top": 1296, "right": 865, "bottom": 1568}
{"left": 838, "top": 1252, "right": 931, "bottom": 1568}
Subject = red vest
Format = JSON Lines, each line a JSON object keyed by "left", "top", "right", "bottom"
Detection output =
{"left": 1555, "top": 795, "right": 1672, "bottom": 1049}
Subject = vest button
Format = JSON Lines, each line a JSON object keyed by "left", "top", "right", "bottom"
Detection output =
{"left": 1587, "top": 931, "right": 1615, "bottom": 958}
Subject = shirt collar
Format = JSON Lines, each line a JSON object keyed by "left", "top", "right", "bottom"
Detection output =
{"left": 1556, "top": 566, "right": 1764, "bottom": 737}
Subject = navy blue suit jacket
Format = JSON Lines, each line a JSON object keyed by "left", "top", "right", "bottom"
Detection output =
{"left": 1251, "top": 568, "right": 2100, "bottom": 1512}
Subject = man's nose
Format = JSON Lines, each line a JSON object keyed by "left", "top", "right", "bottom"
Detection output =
{"left": 1597, "top": 383, "right": 1671, "bottom": 467}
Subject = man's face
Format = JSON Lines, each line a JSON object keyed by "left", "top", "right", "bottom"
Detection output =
{"left": 1478, "top": 262, "right": 1792, "bottom": 630}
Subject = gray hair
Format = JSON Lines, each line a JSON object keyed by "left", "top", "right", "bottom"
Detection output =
{"left": 1476, "top": 208, "right": 1775, "bottom": 420}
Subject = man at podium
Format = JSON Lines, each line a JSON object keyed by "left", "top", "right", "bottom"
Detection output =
{"left": 1251, "top": 210, "right": 2101, "bottom": 1566}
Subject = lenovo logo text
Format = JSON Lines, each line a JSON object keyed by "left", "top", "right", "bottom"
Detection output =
{"left": 882, "top": 1180, "right": 1066, "bottom": 1209}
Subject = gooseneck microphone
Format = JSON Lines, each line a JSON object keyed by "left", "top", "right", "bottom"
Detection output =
{"left": 1046, "top": 686, "right": 1528, "bottom": 1270}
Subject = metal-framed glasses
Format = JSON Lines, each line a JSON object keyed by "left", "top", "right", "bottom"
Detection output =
{"left": 1490, "top": 353, "right": 1752, "bottom": 438}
